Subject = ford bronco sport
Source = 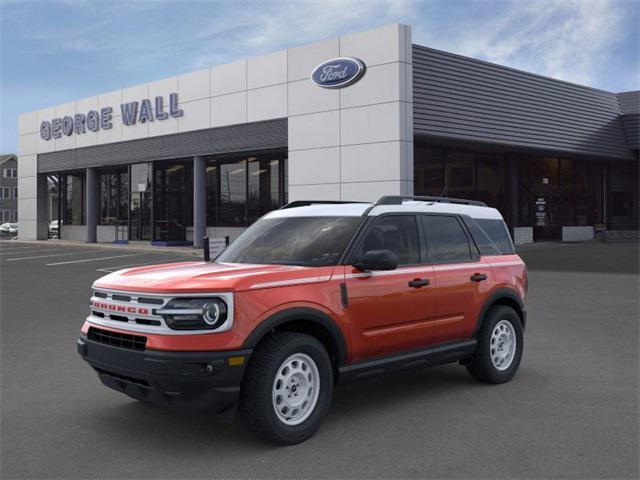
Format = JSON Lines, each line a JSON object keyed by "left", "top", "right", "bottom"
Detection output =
{"left": 77, "top": 195, "right": 527, "bottom": 445}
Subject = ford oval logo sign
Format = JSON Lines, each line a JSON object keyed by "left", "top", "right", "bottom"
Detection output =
{"left": 311, "top": 57, "right": 366, "bottom": 89}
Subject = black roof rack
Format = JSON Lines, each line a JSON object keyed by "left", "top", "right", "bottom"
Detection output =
{"left": 375, "top": 195, "right": 487, "bottom": 207}
{"left": 280, "top": 200, "right": 366, "bottom": 210}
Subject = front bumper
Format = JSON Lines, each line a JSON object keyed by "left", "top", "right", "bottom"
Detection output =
{"left": 77, "top": 336, "right": 252, "bottom": 415}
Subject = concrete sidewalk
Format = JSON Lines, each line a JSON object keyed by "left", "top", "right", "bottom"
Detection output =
{"left": 2, "top": 238, "right": 202, "bottom": 257}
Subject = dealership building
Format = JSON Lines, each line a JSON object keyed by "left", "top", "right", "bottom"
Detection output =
{"left": 17, "top": 24, "right": 639, "bottom": 246}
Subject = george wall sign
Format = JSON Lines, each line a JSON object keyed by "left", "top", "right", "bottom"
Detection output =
{"left": 40, "top": 93, "right": 184, "bottom": 140}
{"left": 311, "top": 57, "right": 366, "bottom": 89}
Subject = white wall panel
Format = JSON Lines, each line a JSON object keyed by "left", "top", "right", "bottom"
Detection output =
{"left": 149, "top": 76, "right": 178, "bottom": 99}
{"left": 341, "top": 142, "right": 403, "bottom": 182}
{"left": 340, "top": 180, "right": 412, "bottom": 202}
{"left": 289, "top": 183, "right": 341, "bottom": 201}
{"left": 149, "top": 113, "right": 179, "bottom": 137}
{"left": 248, "top": 50, "right": 287, "bottom": 89}
{"left": 18, "top": 133, "right": 38, "bottom": 156}
{"left": 247, "top": 84, "right": 287, "bottom": 122}
{"left": 177, "top": 98, "right": 210, "bottom": 133}
{"left": 211, "top": 91, "right": 247, "bottom": 127}
{"left": 288, "top": 38, "right": 340, "bottom": 82}
{"left": 98, "top": 89, "right": 122, "bottom": 110}
{"left": 289, "top": 110, "right": 340, "bottom": 151}
{"left": 288, "top": 79, "right": 339, "bottom": 116}
{"left": 340, "top": 102, "right": 402, "bottom": 145}
{"left": 289, "top": 147, "right": 340, "bottom": 185}
{"left": 179, "top": 68, "right": 210, "bottom": 102}
{"left": 211, "top": 59, "right": 246, "bottom": 96}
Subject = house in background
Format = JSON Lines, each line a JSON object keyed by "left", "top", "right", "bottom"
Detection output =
{"left": 0, "top": 154, "right": 18, "bottom": 223}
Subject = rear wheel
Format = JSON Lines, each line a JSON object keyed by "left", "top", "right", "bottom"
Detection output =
{"left": 240, "top": 332, "right": 333, "bottom": 445}
{"left": 467, "top": 305, "right": 523, "bottom": 384}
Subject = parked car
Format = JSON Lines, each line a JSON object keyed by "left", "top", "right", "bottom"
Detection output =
{"left": 77, "top": 196, "right": 527, "bottom": 445}
{"left": 49, "top": 220, "right": 60, "bottom": 238}
{"left": 0, "top": 223, "right": 18, "bottom": 236}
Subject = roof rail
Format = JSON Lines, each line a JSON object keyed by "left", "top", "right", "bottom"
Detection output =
{"left": 279, "top": 200, "right": 365, "bottom": 210}
{"left": 375, "top": 195, "right": 487, "bottom": 207}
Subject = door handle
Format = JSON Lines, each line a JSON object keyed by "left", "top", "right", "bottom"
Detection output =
{"left": 470, "top": 273, "right": 487, "bottom": 282}
{"left": 408, "top": 278, "right": 430, "bottom": 288}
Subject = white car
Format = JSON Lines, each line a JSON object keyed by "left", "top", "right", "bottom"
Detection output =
{"left": 0, "top": 223, "right": 18, "bottom": 236}
{"left": 49, "top": 220, "right": 60, "bottom": 238}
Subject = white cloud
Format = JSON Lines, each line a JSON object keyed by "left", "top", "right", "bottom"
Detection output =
{"left": 414, "top": 0, "right": 636, "bottom": 89}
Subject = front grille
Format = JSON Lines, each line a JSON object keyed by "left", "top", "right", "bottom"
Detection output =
{"left": 88, "top": 327, "right": 147, "bottom": 351}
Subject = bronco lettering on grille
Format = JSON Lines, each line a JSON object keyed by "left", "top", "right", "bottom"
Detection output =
{"left": 90, "top": 300, "right": 149, "bottom": 315}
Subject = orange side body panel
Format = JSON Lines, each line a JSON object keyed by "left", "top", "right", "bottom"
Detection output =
{"left": 83, "top": 256, "right": 527, "bottom": 362}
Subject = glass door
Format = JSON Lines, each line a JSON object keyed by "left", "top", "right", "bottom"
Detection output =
{"left": 129, "top": 163, "right": 152, "bottom": 241}
{"left": 532, "top": 157, "right": 561, "bottom": 241}
{"left": 153, "top": 161, "right": 192, "bottom": 242}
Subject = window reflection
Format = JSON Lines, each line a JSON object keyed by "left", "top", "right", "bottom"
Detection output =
{"left": 98, "top": 169, "right": 128, "bottom": 225}
{"left": 207, "top": 151, "right": 287, "bottom": 227}
{"left": 62, "top": 173, "right": 85, "bottom": 225}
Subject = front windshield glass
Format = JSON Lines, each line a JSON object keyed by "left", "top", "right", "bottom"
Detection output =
{"left": 216, "top": 216, "right": 362, "bottom": 266}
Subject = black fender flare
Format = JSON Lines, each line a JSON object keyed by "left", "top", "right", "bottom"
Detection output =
{"left": 473, "top": 288, "right": 526, "bottom": 337}
{"left": 242, "top": 307, "right": 348, "bottom": 366}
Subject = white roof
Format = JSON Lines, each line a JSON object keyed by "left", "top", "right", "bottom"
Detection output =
{"left": 266, "top": 200, "right": 504, "bottom": 220}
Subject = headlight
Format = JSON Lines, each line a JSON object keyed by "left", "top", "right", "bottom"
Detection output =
{"left": 157, "top": 298, "right": 228, "bottom": 330}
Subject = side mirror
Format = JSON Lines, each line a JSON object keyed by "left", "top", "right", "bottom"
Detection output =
{"left": 353, "top": 249, "right": 398, "bottom": 272}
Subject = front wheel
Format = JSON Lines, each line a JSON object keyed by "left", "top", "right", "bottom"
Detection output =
{"left": 240, "top": 332, "right": 333, "bottom": 445}
{"left": 466, "top": 305, "right": 523, "bottom": 384}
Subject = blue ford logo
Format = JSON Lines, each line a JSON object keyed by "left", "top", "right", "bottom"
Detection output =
{"left": 311, "top": 57, "right": 366, "bottom": 89}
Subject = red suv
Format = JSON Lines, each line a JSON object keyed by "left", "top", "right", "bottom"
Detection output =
{"left": 78, "top": 196, "right": 527, "bottom": 444}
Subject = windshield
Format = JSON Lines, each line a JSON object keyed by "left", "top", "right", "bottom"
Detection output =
{"left": 216, "top": 216, "right": 362, "bottom": 266}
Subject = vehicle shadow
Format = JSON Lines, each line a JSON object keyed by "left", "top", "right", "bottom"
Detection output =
{"left": 83, "top": 364, "right": 501, "bottom": 451}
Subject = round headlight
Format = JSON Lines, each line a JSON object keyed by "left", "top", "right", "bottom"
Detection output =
{"left": 203, "top": 301, "right": 227, "bottom": 327}
{"left": 158, "top": 298, "right": 228, "bottom": 330}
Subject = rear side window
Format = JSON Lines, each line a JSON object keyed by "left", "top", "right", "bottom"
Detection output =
{"left": 463, "top": 219, "right": 502, "bottom": 256}
{"left": 359, "top": 215, "right": 420, "bottom": 265}
{"left": 476, "top": 219, "right": 514, "bottom": 254}
{"left": 422, "top": 215, "right": 473, "bottom": 263}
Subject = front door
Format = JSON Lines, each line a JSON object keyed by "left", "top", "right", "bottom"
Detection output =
{"left": 345, "top": 215, "right": 436, "bottom": 360}
{"left": 531, "top": 157, "right": 561, "bottom": 240}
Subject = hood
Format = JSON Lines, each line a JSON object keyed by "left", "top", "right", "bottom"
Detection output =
{"left": 93, "top": 261, "right": 336, "bottom": 294}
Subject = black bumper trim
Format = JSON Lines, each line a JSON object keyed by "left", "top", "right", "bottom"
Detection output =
{"left": 77, "top": 337, "right": 252, "bottom": 415}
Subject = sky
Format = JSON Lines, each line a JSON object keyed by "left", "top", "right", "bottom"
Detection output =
{"left": 1, "top": 0, "right": 638, "bottom": 153}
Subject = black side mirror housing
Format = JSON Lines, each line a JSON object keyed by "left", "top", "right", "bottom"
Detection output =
{"left": 353, "top": 249, "right": 398, "bottom": 271}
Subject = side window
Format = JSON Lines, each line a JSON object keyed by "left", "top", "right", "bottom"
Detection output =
{"left": 422, "top": 215, "right": 473, "bottom": 263}
{"left": 359, "top": 216, "right": 420, "bottom": 266}
{"left": 476, "top": 219, "right": 514, "bottom": 254}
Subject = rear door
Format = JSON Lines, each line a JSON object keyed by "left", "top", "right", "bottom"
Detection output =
{"left": 345, "top": 215, "right": 436, "bottom": 359}
{"left": 421, "top": 215, "right": 494, "bottom": 342}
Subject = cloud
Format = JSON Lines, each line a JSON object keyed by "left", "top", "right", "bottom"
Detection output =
{"left": 414, "top": 0, "right": 637, "bottom": 89}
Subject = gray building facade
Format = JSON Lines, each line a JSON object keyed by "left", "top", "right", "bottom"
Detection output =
{"left": 0, "top": 154, "right": 18, "bottom": 223}
{"left": 17, "top": 24, "right": 639, "bottom": 245}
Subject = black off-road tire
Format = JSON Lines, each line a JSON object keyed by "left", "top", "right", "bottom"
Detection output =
{"left": 240, "top": 331, "right": 333, "bottom": 445}
{"left": 467, "top": 305, "right": 523, "bottom": 384}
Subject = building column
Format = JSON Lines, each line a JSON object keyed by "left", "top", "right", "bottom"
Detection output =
{"left": 85, "top": 167, "right": 97, "bottom": 243}
{"left": 36, "top": 173, "right": 49, "bottom": 239}
{"left": 193, "top": 156, "right": 206, "bottom": 248}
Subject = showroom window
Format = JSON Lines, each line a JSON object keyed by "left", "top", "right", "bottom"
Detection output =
{"left": 98, "top": 169, "right": 128, "bottom": 225}
{"left": 414, "top": 142, "right": 507, "bottom": 221}
{"left": 206, "top": 151, "right": 287, "bottom": 227}
{"left": 61, "top": 173, "right": 85, "bottom": 225}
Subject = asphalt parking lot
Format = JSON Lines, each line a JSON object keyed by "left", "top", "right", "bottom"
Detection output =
{"left": 1, "top": 240, "right": 638, "bottom": 479}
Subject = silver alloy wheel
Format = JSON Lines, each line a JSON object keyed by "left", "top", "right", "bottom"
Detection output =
{"left": 490, "top": 320, "right": 517, "bottom": 371}
{"left": 272, "top": 353, "right": 321, "bottom": 426}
